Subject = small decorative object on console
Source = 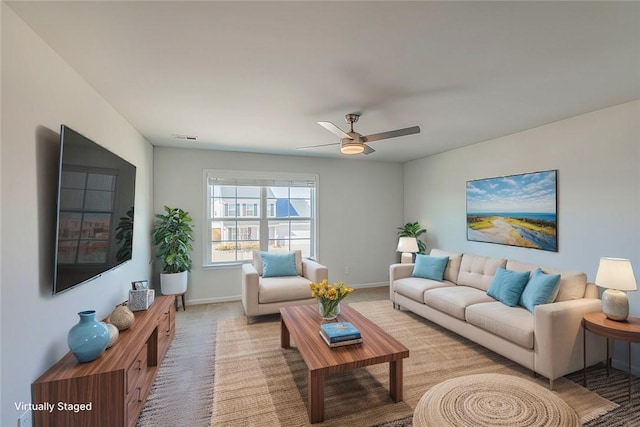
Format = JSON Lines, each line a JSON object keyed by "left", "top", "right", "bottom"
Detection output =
{"left": 310, "top": 279, "right": 354, "bottom": 321}
{"left": 105, "top": 322, "right": 119, "bottom": 348}
{"left": 67, "top": 310, "right": 109, "bottom": 363}
{"left": 108, "top": 302, "right": 135, "bottom": 331}
{"left": 129, "top": 288, "right": 155, "bottom": 311}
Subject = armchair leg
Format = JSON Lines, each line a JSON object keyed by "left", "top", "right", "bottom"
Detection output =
{"left": 246, "top": 316, "right": 256, "bottom": 325}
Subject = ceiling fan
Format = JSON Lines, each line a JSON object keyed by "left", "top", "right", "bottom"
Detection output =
{"left": 298, "top": 113, "right": 420, "bottom": 155}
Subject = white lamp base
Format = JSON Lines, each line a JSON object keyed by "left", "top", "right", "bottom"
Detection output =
{"left": 401, "top": 252, "right": 413, "bottom": 263}
{"left": 602, "top": 288, "right": 629, "bottom": 321}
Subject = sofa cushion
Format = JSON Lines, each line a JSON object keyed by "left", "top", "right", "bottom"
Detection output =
{"left": 424, "top": 286, "right": 495, "bottom": 320}
{"left": 254, "top": 250, "right": 302, "bottom": 276}
{"left": 260, "top": 251, "right": 297, "bottom": 277}
{"left": 412, "top": 255, "right": 449, "bottom": 281}
{"left": 258, "top": 276, "right": 312, "bottom": 303}
{"left": 466, "top": 302, "right": 534, "bottom": 349}
{"left": 394, "top": 277, "right": 454, "bottom": 303}
{"left": 430, "top": 249, "right": 463, "bottom": 283}
{"left": 519, "top": 268, "right": 562, "bottom": 312}
{"left": 486, "top": 267, "right": 530, "bottom": 307}
{"left": 457, "top": 254, "right": 507, "bottom": 291}
{"left": 506, "top": 259, "right": 587, "bottom": 301}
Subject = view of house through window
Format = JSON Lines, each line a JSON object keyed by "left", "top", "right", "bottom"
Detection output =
{"left": 204, "top": 170, "right": 317, "bottom": 265}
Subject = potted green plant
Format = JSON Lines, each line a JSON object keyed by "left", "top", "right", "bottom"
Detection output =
{"left": 397, "top": 221, "right": 427, "bottom": 254}
{"left": 115, "top": 207, "right": 134, "bottom": 262}
{"left": 152, "top": 206, "right": 194, "bottom": 295}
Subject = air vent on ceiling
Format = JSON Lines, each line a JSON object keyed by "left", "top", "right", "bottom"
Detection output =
{"left": 172, "top": 133, "right": 198, "bottom": 141}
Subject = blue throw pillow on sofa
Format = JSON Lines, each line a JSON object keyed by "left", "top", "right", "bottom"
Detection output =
{"left": 487, "top": 267, "right": 530, "bottom": 307}
{"left": 260, "top": 251, "right": 297, "bottom": 278}
{"left": 411, "top": 255, "right": 449, "bottom": 281}
{"left": 519, "top": 268, "right": 562, "bottom": 312}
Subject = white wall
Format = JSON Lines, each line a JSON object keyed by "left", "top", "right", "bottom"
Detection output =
{"left": 1, "top": 5, "right": 154, "bottom": 426}
{"left": 404, "top": 100, "right": 640, "bottom": 371}
{"left": 153, "top": 147, "right": 404, "bottom": 303}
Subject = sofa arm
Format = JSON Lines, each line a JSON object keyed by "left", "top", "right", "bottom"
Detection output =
{"left": 534, "top": 298, "right": 604, "bottom": 382}
{"left": 241, "top": 263, "right": 260, "bottom": 317}
{"left": 302, "top": 258, "right": 328, "bottom": 283}
{"left": 389, "top": 263, "right": 414, "bottom": 301}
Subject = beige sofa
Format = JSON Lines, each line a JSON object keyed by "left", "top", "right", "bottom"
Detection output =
{"left": 390, "top": 249, "right": 607, "bottom": 388}
{"left": 242, "top": 252, "right": 328, "bottom": 322}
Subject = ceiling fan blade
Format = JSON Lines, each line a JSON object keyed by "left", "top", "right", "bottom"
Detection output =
{"left": 317, "top": 121, "right": 352, "bottom": 139}
{"left": 296, "top": 142, "right": 340, "bottom": 150}
{"left": 361, "top": 125, "right": 420, "bottom": 143}
{"left": 363, "top": 144, "right": 375, "bottom": 155}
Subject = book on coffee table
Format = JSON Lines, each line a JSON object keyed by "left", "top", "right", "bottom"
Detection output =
{"left": 320, "top": 321, "right": 361, "bottom": 343}
{"left": 319, "top": 330, "right": 363, "bottom": 347}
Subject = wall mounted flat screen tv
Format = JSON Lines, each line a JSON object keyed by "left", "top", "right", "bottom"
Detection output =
{"left": 53, "top": 125, "right": 136, "bottom": 295}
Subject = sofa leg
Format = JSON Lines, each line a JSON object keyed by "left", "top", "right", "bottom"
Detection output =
{"left": 549, "top": 378, "right": 554, "bottom": 390}
{"left": 246, "top": 316, "right": 255, "bottom": 325}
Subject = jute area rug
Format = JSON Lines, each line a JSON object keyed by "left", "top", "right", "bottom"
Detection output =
{"left": 211, "top": 300, "right": 617, "bottom": 426}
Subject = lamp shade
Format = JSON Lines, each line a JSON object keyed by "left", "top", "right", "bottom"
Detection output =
{"left": 396, "top": 237, "right": 419, "bottom": 253}
{"left": 340, "top": 141, "right": 365, "bottom": 155}
{"left": 595, "top": 257, "right": 637, "bottom": 291}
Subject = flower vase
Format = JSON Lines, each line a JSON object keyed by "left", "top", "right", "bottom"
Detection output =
{"left": 319, "top": 301, "right": 341, "bottom": 321}
{"left": 67, "top": 310, "right": 109, "bottom": 363}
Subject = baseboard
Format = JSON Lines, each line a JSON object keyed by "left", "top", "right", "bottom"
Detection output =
{"left": 611, "top": 357, "right": 640, "bottom": 377}
{"left": 186, "top": 295, "right": 241, "bottom": 305}
{"left": 185, "top": 282, "right": 388, "bottom": 306}
{"left": 350, "top": 282, "right": 388, "bottom": 289}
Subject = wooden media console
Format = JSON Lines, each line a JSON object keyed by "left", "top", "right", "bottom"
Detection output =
{"left": 32, "top": 295, "right": 175, "bottom": 427}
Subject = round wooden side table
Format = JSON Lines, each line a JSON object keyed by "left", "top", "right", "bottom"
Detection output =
{"left": 583, "top": 311, "right": 640, "bottom": 400}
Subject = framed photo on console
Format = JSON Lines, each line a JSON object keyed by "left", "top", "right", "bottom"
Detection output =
{"left": 466, "top": 169, "right": 558, "bottom": 252}
{"left": 132, "top": 280, "right": 149, "bottom": 290}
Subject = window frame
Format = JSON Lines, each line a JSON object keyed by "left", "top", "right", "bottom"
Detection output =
{"left": 203, "top": 169, "right": 318, "bottom": 267}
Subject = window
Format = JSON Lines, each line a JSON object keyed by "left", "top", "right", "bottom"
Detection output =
{"left": 204, "top": 170, "right": 317, "bottom": 265}
{"left": 57, "top": 167, "right": 117, "bottom": 264}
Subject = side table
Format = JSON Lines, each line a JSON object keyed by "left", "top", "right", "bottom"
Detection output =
{"left": 583, "top": 311, "right": 640, "bottom": 400}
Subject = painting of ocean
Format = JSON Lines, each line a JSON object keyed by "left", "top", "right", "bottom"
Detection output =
{"left": 466, "top": 171, "right": 558, "bottom": 251}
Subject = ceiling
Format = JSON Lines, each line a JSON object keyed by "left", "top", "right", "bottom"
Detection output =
{"left": 7, "top": 1, "right": 640, "bottom": 162}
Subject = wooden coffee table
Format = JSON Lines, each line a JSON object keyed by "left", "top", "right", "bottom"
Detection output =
{"left": 280, "top": 304, "right": 410, "bottom": 423}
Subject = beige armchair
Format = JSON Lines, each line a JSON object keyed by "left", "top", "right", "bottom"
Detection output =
{"left": 241, "top": 252, "right": 328, "bottom": 323}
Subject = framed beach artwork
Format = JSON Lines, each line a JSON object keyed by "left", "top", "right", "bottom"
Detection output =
{"left": 466, "top": 170, "right": 558, "bottom": 252}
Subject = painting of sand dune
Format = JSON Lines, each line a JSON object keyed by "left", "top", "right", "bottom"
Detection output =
{"left": 466, "top": 170, "right": 557, "bottom": 251}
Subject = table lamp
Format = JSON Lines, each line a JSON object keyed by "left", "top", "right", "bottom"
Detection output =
{"left": 595, "top": 257, "right": 637, "bottom": 321}
{"left": 396, "top": 237, "right": 419, "bottom": 263}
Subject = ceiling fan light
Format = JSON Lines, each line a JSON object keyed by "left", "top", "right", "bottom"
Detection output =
{"left": 340, "top": 140, "right": 365, "bottom": 155}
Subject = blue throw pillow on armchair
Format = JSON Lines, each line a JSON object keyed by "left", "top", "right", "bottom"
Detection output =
{"left": 411, "top": 255, "right": 449, "bottom": 281}
{"left": 260, "top": 251, "right": 297, "bottom": 278}
{"left": 487, "top": 267, "right": 530, "bottom": 307}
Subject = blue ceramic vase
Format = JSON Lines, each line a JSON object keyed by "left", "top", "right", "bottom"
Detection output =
{"left": 67, "top": 310, "right": 109, "bottom": 363}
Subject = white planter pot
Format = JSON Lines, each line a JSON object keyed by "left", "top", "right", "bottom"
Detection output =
{"left": 160, "top": 271, "right": 188, "bottom": 295}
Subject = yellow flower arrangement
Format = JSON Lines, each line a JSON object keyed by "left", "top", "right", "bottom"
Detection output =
{"left": 310, "top": 279, "right": 354, "bottom": 319}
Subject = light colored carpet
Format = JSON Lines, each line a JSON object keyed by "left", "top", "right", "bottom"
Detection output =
{"left": 136, "top": 306, "right": 217, "bottom": 427}
{"left": 211, "top": 300, "right": 617, "bottom": 426}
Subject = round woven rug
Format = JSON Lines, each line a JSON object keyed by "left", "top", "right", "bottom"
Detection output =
{"left": 413, "top": 373, "right": 579, "bottom": 427}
